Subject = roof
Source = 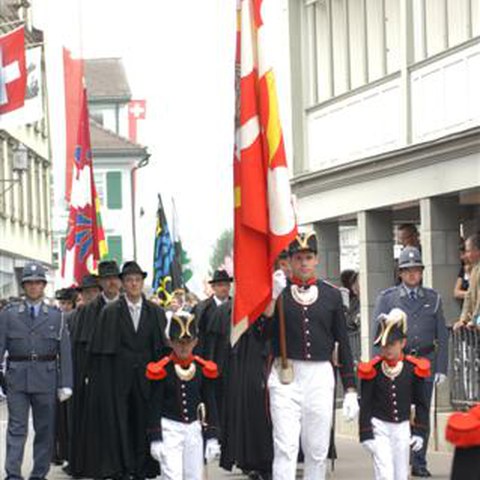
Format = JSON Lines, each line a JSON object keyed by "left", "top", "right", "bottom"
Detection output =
{"left": 90, "top": 119, "right": 146, "bottom": 156}
{"left": 0, "top": 4, "right": 44, "bottom": 44}
{"left": 84, "top": 58, "right": 131, "bottom": 101}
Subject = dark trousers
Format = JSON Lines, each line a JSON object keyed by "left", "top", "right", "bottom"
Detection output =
{"left": 451, "top": 446, "right": 480, "bottom": 480}
{"left": 6, "top": 390, "right": 56, "bottom": 480}
{"left": 412, "top": 380, "right": 434, "bottom": 469}
{"left": 115, "top": 382, "right": 149, "bottom": 480}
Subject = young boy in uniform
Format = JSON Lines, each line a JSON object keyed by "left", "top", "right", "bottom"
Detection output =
{"left": 358, "top": 308, "right": 430, "bottom": 480}
{"left": 146, "top": 312, "right": 220, "bottom": 480}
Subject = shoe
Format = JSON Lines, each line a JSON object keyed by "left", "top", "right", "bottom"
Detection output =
{"left": 411, "top": 466, "right": 432, "bottom": 477}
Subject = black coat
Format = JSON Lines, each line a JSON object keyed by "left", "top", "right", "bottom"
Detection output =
{"left": 194, "top": 296, "right": 220, "bottom": 357}
{"left": 220, "top": 318, "right": 273, "bottom": 474}
{"left": 80, "top": 296, "right": 167, "bottom": 478}
{"left": 68, "top": 296, "right": 106, "bottom": 476}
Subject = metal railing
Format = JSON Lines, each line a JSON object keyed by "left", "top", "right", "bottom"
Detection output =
{"left": 450, "top": 327, "right": 480, "bottom": 408}
{"left": 344, "top": 328, "right": 480, "bottom": 409}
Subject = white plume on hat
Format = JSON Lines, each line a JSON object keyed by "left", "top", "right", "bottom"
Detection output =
{"left": 374, "top": 308, "right": 408, "bottom": 346}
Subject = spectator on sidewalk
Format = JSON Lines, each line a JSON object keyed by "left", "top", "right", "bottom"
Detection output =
{"left": 454, "top": 233, "right": 480, "bottom": 331}
{"left": 340, "top": 270, "right": 360, "bottom": 332}
{"left": 453, "top": 240, "right": 471, "bottom": 305}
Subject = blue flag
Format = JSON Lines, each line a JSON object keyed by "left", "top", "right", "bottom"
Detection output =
{"left": 152, "top": 194, "right": 182, "bottom": 305}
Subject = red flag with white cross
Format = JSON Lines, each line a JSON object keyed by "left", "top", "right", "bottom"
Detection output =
{"left": 232, "top": 0, "right": 297, "bottom": 344}
{"left": 128, "top": 99, "right": 146, "bottom": 142}
{"left": 0, "top": 26, "right": 26, "bottom": 115}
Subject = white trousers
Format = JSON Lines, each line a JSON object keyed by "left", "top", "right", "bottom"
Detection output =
{"left": 159, "top": 418, "right": 204, "bottom": 480}
{"left": 268, "top": 360, "right": 335, "bottom": 480}
{"left": 370, "top": 417, "right": 411, "bottom": 480}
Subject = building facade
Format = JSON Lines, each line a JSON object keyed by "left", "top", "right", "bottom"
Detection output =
{"left": 287, "top": 0, "right": 480, "bottom": 354}
{"left": 0, "top": 4, "right": 53, "bottom": 298}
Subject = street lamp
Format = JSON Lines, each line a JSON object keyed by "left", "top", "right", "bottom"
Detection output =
{"left": 1, "top": 142, "right": 29, "bottom": 197}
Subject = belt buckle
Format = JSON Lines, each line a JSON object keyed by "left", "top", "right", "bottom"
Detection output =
{"left": 31, "top": 353, "right": 38, "bottom": 362}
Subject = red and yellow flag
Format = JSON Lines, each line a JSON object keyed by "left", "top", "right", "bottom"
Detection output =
{"left": 62, "top": 90, "right": 108, "bottom": 286}
{"left": 232, "top": 0, "right": 297, "bottom": 343}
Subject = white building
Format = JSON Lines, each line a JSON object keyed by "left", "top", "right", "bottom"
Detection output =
{"left": 286, "top": 0, "right": 480, "bottom": 352}
{"left": 0, "top": 5, "right": 54, "bottom": 298}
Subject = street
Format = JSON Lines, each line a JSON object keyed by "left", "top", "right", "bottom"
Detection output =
{"left": 1, "top": 402, "right": 453, "bottom": 479}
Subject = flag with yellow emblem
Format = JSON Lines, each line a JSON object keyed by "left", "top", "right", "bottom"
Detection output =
{"left": 232, "top": 0, "right": 297, "bottom": 343}
{"left": 152, "top": 194, "right": 182, "bottom": 305}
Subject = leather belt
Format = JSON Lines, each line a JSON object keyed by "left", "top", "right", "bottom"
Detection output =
{"left": 8, "top": 354, "right": 57, "bottom": 362}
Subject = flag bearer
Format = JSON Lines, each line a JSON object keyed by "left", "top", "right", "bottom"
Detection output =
{"left": 358, "top": 308, "right": 430, "bottom": 480}
{"left": 147, "top": 312, "right": 220, "bottom": 480}
{"left": 263, "top": 231, "right": 359, "bottom": 480}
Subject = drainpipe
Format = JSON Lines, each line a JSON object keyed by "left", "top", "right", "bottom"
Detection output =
{"left": 131, "top": 152, "right": 150, "bottom": 261}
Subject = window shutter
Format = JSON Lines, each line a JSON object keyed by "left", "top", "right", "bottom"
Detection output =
{"left": 107, "top": 236, "right": 123, "bottom": 263}
{"left": 106, "top": 171, "right": 122, "bottom": 209}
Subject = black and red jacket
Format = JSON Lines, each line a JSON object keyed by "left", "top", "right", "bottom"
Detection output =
{"left": 358, "top": 355, "right": 430, "bottom": 442}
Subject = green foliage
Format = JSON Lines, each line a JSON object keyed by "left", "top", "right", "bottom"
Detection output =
{"left": 210, "top": 229, "right": 233, "bottom": 272}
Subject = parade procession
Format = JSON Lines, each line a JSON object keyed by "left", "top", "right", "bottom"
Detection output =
{"left": 1, "top": 1, "right": 480, "bottom": 480}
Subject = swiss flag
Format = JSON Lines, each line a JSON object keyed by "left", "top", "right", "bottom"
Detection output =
{"left": 128, "top": 99, "right": 146, "bottom": 142}
{"left": 0, "top": 27, "right": 26, "bottom": 115}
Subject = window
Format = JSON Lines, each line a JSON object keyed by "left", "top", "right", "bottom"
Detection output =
{"left": 27, "top": 156, "right": 33, "bottom": 227}
{"left": 42, "top": 161, "right": 49, "bottom": 231}
{"left": 93, "top": 172, "right": 105, "bottom": 205}
{"left": 304, "top": 0, "right": 401, "bottom": 106}
{"left": 35, "top": 159, "right": 41, "bottom": 228}
{"left": 90, "top": 111, "right": 104, "bottom": 126}
{"left": 106, "top": 171, "right": 122, "bottom": 209}
{"left": 106, "top": 235, "right": 123, "bottom": 263}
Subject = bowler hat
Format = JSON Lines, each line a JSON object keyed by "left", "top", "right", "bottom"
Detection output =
{"left": 208, "top": 269, "right": 233, "bottom": 284}
{"left": 120, "top": 261, "right": 147, "bottom": 279}
{"left": 55, "top": 287, "right": 78, "bottom": 302}
{"left": 78, "top": 274, "right": 101, "bottom": 291}
{"left": 98, "top": 260, "right": 120, "bottom": 278}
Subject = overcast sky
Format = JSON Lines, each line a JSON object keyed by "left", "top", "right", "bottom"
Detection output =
{"left": 34, "top": 0, "right": 291, "bottom": 294}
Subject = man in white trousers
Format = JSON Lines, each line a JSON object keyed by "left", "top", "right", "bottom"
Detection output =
{"left": 263, "top": 232, "right": 359, "bottom": 480}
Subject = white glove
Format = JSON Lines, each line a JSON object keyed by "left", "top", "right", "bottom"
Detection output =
{"left": 205, "top": 438, "right": 221, "bottom": 463}
{"left": 150, "top": 441, "right": 164, "bottom": 462}
{"left": 57, "top": 387, "right": 73, "bottom": 402}
{"left": 342, "top": 391, "right": 359, "bottom": 422}
{"left": 361, "top": 439, "right": 376, "bottom": 455}
{"left": 435, "top": 373, "right": 447, "bottom": 385}
{"left": 410, "top": 435, "right": 424, "bottom": 452}
{"left": 272, "top": 269, "right": 287, "bottom": 300}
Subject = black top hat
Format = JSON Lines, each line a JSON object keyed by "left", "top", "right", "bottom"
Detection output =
{"left": 288, "top": 231, "right": 318, "bottom": 256}
{"left": 374, "top": 308, "right": 408, "bottom": 347}
{"left": 98, "top": 260, "right": 121, "bottom": 278}
{"left": 120, "top": 261, "right": 147, "bottom": 279}
{"left": 208, "top": 269, "right": 233, "bottom": 284}
{"left": 168, "top": 312, "right": 198, "bottom": 341}
{"left": 55, "top": 287, "right": 78, "bottom": 302}
{"left": 78, "top": 274, "right": 101, "bottom": 291}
